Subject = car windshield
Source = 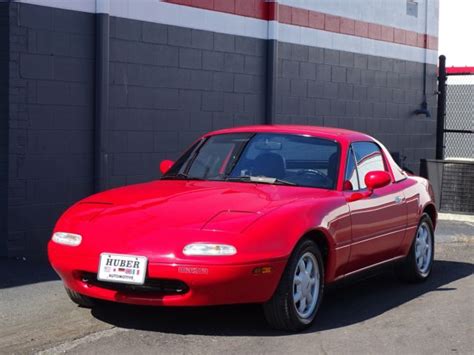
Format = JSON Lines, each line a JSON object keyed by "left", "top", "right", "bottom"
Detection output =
{"left": 162, "top": 133, "right": 340, "bottom": 189}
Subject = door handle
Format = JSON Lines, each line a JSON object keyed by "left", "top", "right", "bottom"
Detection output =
{"left": 394, "top": 196, "right": 404, "bottom": 204}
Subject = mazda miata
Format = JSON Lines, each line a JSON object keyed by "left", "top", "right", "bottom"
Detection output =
{"left": 48, "top": 125, "right": 437, "bottom": 331}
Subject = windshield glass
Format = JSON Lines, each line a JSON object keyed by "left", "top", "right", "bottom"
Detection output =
{"left": 162, "top": 133, "right": 340, "bottom": 189}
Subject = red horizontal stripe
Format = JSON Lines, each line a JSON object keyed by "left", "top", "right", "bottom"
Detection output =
{"left": 446, "top": 67, "right": 474, "bottom": 75}
{"left": 163, "top": 0, "right": 438, "bottom": 50}
{"left": 166, "top": 0, "right": 271, "bottom": 19}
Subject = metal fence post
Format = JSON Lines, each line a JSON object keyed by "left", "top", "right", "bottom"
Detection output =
{"left": 436, "top": 55, "right": 447, "bottom": 160}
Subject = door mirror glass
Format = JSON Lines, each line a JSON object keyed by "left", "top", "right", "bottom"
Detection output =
{"left": 364, "top": 170, "right": 391, "bottom": 190}
{"left": 159, "top": 160, "right": 174, "bottom": 175}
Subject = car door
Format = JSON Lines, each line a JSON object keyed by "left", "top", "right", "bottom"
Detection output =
{"left": 344, "top": 142, "right": 408, "bottom": 273}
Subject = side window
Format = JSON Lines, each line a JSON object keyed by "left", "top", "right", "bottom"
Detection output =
{"left": 352, "top": 142, "right": 386, "bottom": 189}
{"left": 344, "top": 147, "right": 359, "bottom": 190}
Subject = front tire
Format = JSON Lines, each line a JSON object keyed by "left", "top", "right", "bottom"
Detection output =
{"left": 263, "top": 239, "right": 324, "bottom": 332}
{"left": 397, "top": 213, "right": 435, "bottom": 283}
{"left": 65, "top": 287, "right": 96, "bottom": 308}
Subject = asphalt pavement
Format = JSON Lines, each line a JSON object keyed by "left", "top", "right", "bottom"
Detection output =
{"left": 0, "top": 218, "right": 473, "bottom": 355}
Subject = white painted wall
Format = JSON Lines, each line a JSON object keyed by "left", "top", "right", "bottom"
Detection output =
{"left": 278, "top": 23, "right": 438, "bottom": 64}
{"left": 12, "top": 0, "right": 438, "bottom": 64}
{"left": 15, "top": 0, "right": 96, "bottom": 12}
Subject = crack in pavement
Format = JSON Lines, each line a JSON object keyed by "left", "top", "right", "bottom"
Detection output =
{"left": 37, "top": 328, "right": 128, "bottom": 355}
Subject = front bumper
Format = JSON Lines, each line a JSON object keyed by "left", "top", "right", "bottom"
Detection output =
{"left": 48, "top": 242, "right": 287, "bottom": 306}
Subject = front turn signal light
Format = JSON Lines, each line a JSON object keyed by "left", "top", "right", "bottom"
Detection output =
{"left": 253, "top": 266, "right": 273, "bottom": 274}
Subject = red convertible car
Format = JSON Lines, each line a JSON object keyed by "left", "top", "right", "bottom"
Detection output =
{"left": 49, "top": 125, "right": 437, "bottom": 331}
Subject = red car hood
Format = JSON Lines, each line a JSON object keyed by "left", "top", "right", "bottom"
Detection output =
{"left": 55, "top": 180, "right": 333, "bottom": 261}
{"left": 66, "top": 180, "right": 330, "bottom": 232}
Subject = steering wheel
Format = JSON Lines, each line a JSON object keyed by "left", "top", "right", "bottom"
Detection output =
{"left": 296, "top": 169, "right": 332, "bottom": 187}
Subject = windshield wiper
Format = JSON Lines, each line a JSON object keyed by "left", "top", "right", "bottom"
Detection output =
{"left": 162, "top": 173, "right": 204, "bottom": 181}
{"left": 226, "top": 175, "right": 296, "bottom": 186}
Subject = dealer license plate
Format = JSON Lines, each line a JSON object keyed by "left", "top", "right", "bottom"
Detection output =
{"left": 97, "top": 253, "right": 147, "bottom": 285}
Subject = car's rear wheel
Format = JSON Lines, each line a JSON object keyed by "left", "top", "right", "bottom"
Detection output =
{"left": 397, "top": 213, "right": 434, "bottom": 283}
{"left": 65, "top": 287, "right": 96, "bottom": 308}
{"left": 263, "top": 239, "right": 324, "bottom": 332}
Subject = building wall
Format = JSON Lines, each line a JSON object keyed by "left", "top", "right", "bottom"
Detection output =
{"left": 1, "top": 0, "right": 439, "bottom": 259}
{"left": 6, "top": 3, "right": 95, "bottom": 257}
{"left": 107, "top": 18, "right": 266, "bottom": 188}
{"left": 274, "top": 43, "right": 437, "bottom": 172}
{"left": 0, "top": 3, "right": 9, "bottom": 256}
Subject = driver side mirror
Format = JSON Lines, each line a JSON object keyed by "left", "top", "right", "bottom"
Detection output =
{"left": 159, "top": 160, "right": 174, "bottom": 175}
{"left": 364, "top": 170, "right": 391, "bottom": 191}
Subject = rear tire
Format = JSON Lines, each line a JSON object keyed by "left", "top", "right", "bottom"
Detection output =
{"left": 263, "top": 239, "right": 324, "bottom": 332}
{"left": 397, "top": 213, "right": 434, "bottom": 283}
{"left": 65, "top": 287, "right": 96, "bottom": 308}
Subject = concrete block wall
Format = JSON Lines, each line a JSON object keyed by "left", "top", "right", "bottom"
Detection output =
{"left": 5, "top": 3, "right": 95, "bottom": 257}
{"left": 0, "top": 3, "right": 9, "bottom": 256}
{"left": 107, "top": 18, "right": 266, "bottom": 187}
{"left": 275, "top": 42, "right": 438, "bottom": 172}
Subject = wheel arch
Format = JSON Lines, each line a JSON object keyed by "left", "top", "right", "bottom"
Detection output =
{"left": 423, "top": 203, "right": 437, "bottom": 229}
{"left": 296, "top": 228, "right": 336, "bottom": 282}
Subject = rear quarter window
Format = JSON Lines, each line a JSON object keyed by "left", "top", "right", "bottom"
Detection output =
{"left": 352, "top": 141, "right": 386, "bottom": 189}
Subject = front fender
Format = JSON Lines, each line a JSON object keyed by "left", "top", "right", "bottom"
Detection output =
{"left": 242, "top": 195, "right": 351, "bottom": 282}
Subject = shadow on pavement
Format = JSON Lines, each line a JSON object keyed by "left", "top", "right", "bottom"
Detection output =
{"left": 90, "top": 259, "right": 473, "bottom": 336}
{"left": 0, "top": 258, "right": 59, "bottom": 289}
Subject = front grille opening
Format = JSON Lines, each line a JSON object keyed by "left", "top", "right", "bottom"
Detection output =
{"left": 80, "top": 272, "right": 189, "bottom": 296}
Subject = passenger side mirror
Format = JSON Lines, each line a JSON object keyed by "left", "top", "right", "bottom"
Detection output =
{"left": 364, "top": 170, "right": 391, "bottom": 191}
{"left": 159, "top": 160, "right": 174, "bottom": 175}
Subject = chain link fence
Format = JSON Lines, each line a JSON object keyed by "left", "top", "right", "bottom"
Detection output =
{"left": 422, "top": 61, "right": 474, "bottom": 214}
{"left": 444, "top": 72, "right": 474, "bottom": 159}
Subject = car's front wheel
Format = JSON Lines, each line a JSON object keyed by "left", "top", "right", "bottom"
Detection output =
{"left": 263, "top": 239, "right": 324, "bottom": 331}
{"left": 65, "top": 287, "right": 96, "bottom": 308}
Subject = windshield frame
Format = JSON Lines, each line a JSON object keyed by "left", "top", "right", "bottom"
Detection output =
{"left": 161, "top": 132, "right": 341, "bottom": 190}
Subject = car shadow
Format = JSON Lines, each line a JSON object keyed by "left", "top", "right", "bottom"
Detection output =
{"left": 91, "top": 259, "right": 473, "bottom": 336}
